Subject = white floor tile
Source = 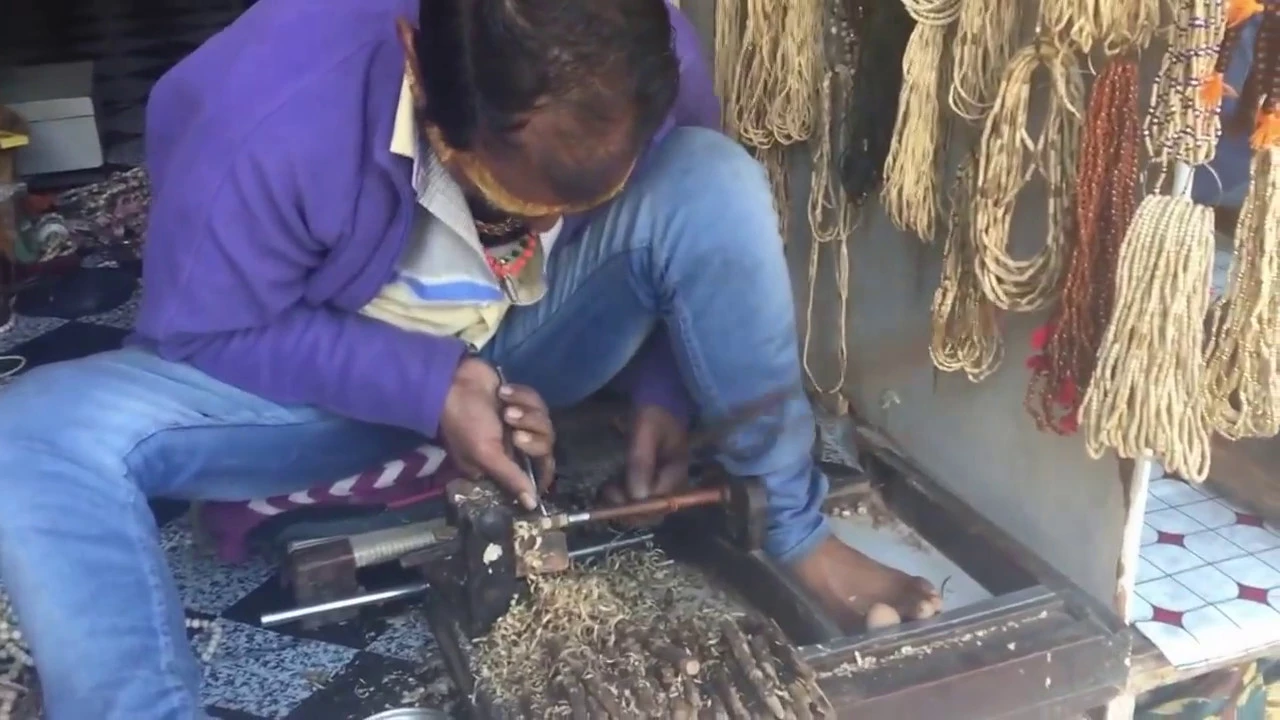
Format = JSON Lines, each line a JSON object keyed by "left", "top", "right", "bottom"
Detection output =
{"left": 1136, "top": 577, "right": 1211, "bottom": 613}
{"left": 1218, "top": 524, "right": 1280, "bottom": 553}
{"left": 1143, "top": 543, "right": 1209, "bottom": 574}
{"left": 1184, "top": 530, "right": 1249, "bottom": 564}
{"left": 1178, "top": 500, "right": 1239, "bottom": 530}
{"left": 1146, "top": 509, "right": 1209, "bottom": 535}
{"left": 1150, "top": 478, "right": 1211, "bottom": 507}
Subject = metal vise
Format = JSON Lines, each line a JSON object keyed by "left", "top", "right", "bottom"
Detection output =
{"left": 401, "top": 478, "right": 568, "bottom": 637}
{"left": 277, "top": 477, "right": 567, "bottom": 633}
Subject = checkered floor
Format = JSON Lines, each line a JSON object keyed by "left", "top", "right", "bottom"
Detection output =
{"left": 0, "top": 291, "right": 464, "bottom": 719}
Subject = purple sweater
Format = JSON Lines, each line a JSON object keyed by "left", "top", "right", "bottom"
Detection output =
{"left": 134, "top": 0, "right": 720, "bottom": 437}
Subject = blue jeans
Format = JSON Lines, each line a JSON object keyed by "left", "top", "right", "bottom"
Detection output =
{"left": 0, "top": 127, "right": 828, "bottom": 719}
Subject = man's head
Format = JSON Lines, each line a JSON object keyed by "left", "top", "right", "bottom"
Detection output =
{"left": 399, "top": 0, "right": 680, "bottom": 221}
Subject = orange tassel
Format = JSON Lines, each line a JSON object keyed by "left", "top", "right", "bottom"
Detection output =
{"left": 1200, "top": 72, "right": 1229, "bottom": 107}
{"left": 1227, "top": 0, "right": 1264, "bottom": 27}
{"left": 1250, "top": 109, "right": 1280, "bottom": 149}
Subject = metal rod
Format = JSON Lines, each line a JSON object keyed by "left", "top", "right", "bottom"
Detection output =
{"left": 259, "top": 582, "right": 429, "bottom": 627}
{"left": 545, "top": 486, "right": 728, "bottom": 529}
{"left": 568, "top": 531, "right": 655, "bottom": 558}
{"left": 261, "top": 533, "right": 653, "bottom": 627}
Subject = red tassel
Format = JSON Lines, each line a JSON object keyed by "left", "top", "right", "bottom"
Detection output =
{"left": 1199, "top": 72, "right": 1231, "bottom": 108}
{"left": 1251, "top": 109, "right": 1280, "bottom": 149}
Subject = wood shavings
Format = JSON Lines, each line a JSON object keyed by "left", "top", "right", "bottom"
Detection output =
{"left": 471, "top": 549, "right": 830, "bottom": 718}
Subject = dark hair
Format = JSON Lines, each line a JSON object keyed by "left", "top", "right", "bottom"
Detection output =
{"left": 415, "top": 0, "right": 680, "bottom": 204}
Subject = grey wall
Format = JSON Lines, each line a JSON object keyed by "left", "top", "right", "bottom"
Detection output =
{"left": 679, "top": 0, "right": 1125, "bottom": 603}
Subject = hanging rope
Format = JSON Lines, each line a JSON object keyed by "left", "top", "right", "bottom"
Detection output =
{"left": 716, "top": 0, "right": 825, "bottom": 241}
{"left": 1079, "top": 193, "right": 1217, "bottom": 481}
{"left": 1038, "top": 0, "right": 1099, "bottom": 52}
{"left": 931, "top": 153, "right": 1003, "bottom": 381}
{"left": 971, "top": 39, "right": 1085, "bottom": 312}
{"left": 880, "top": 0, "right": 959, "bottom": 242}
{"left": 1027, "top": 57, "right": 1142, "bottom": 435}
{"left": 1144, "top": 0, "right": 1228, "bottom": 167}
{"left": 949, "top": 0, "right": 1023, "bottom": 123}
{"left": 839, "top": 0, "right": 917, "bottom": 206}
{"left": 1097, "top": 0, "right": 1161, "bottom": 55}
{"left": 800, "top": 0, "right": 859, "bottom": 402}
{"left": 1203, "top": 4, "right": 1280, "bottom": 440}
{"left": 801, "top": 75, "right": 855, "bottom": 397}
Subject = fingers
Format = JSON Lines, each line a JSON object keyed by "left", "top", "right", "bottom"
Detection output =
{"left": 600, "top": 481, "right": 628, "bottom": 507}
{"left": 501, "top": 384, "right": 555, "bottom": 459}
{"left": 598, "top": 480, "right": 660, "bottom": 528}
{"left": 472, "top": 438, "right": 540, "bottom": 511}
{"left": 652, "top": 457, "right": 690, "bottom": 498}
{"left": 535, "top": 453, "right": 557, "bottom": 491}
{"left": 626, "top": 420, "right": 659, "bottom": 501}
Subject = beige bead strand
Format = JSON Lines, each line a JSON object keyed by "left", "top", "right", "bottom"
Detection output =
{"left": 1078, "top": 194, "right": 1217, "bottom": 481}
{"left": 1203, "top": 147, "right": 1280, "bottom": 439}
{"left": 931, "top": 154, "right": 1004, "bottom": 381}
{"left": 881, "top": 19, "right": 955, "bottom": 242}
{"left": 1143, "top": 0, "right": 1227, "bottom": 166}
{"left": 949, "top": 0, "right": 1024, "bottom": 123}
{"left": 802, "top": 68, "right": 857, "bottom": 397}
{"left": 1097, "top": 0, "right": 1162, "bottom": 55}
{"left": 972, "top": 41, "right": 1085, "bottom": 312}
{"left": 1039, "top": 0, "right": 1099, "bottom": 52}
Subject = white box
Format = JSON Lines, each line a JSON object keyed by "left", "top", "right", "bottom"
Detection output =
{"left": 0, "top": 62, "right": 104, "bottom": 176}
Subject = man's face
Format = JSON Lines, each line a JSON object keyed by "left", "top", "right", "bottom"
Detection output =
{"left": 396, "top": 18, "right": 634, "bottom": 227}
{"left": 422, "top": 118, "right": 633, "bottom": 225}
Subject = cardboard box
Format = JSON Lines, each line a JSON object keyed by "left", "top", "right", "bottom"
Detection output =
{"left": 0, "top": 61, "right": 103, "bottom": 176}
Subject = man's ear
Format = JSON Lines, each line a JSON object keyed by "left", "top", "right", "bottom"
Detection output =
{"left": 395, "top": 17, "right": 428, "bottom": 109}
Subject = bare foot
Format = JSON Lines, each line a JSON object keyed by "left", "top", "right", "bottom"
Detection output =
{"left": 787, "top": 535, "right": 942, "bottom": 632}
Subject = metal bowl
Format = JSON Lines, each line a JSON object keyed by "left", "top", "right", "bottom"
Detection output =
{"left": 361, "top": 708, "right": 453, "bottom": 720}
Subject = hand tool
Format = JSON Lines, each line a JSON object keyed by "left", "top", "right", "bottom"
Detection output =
{"left": 495, "top": 366, "right": 547, "bottom": 517}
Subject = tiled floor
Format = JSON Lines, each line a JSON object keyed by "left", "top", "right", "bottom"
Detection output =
{"left": 1134, "top": 474, "right": 1280, "bottom": 669}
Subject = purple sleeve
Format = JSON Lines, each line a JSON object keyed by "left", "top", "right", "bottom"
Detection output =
{"left": 668, "top": 1, "right": 722, "bottom": 131}
{"left": 137, "top": 134, "right": 466, "bottom": 437}
{"left": 616, "top": 3, "right": 721, "bottom": 422}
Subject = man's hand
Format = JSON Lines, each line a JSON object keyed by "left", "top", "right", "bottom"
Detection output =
{"left": 439, "top": 358, "right": 555, "bottom": 510}
{"left": 601, "top": 404, "right": 690, "bottom": 522}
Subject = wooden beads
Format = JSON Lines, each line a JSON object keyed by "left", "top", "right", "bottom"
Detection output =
{"left": 1028, "top": 57, "right": 1141, "bottom": 434}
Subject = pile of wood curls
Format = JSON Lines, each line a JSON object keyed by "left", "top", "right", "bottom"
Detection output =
{"left": 472, "top": 549, "right": 833, "bottom": 719}
{"left": 1027, "top": 58, "right": 1142, "bottom": 434}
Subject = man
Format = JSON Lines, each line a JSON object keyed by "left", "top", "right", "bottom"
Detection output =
{"left": 0, "top": 0, "right": 940, "bottom": 716}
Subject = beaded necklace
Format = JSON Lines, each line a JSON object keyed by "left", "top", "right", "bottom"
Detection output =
{"left": 1203, "top": 2, "right": 1280, "bottom": 440}
{"left": 480, "top": 232, "right": 537, "bottom": 281}
{"left": 1144, "top": 0, "right": 1227, "bottom": 167}
{"left": 1027, "top": 57, "right": 1142, "bottom": 435}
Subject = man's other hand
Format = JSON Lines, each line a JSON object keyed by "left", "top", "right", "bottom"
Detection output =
{"left": 601, "top": 404, "right": 690, "bottom": 524}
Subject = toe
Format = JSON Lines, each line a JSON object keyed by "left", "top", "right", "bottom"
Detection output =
{"left": 865, "top": 602, "right": 901, "bottom": 630}
{"left": 901, "top": 577, "right": 942, "bottom": 620}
